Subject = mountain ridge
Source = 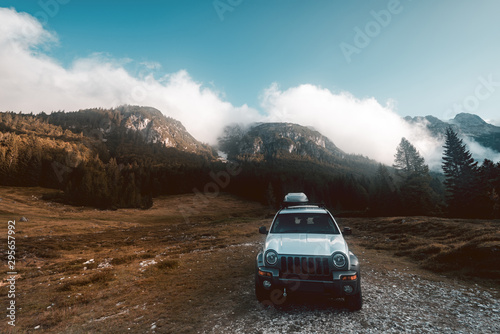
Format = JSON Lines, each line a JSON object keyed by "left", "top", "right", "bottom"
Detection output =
{"left": 217, "top": 121, "right": 380, "bottom": 177}
{"left": 3, "top": 107, "right": 498, "bottom": 165}
{"left": 404, "top": 113, "right": 500, "bottom": 153}
{"left": 45, "top": 105, "right": 213, "bottom": 155}
{"left": 218, "top": 122, "right": 344, "bottom": 160}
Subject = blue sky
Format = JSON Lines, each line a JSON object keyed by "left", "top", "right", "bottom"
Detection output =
{"left": 1, "top": 0, "right": 500, "bottom": 165}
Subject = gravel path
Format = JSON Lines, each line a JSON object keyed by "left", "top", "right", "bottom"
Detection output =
{"left": 204, "top": 252, "right": 499, "bottom": 334}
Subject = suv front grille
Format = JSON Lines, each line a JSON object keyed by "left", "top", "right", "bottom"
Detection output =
{"left": 279, "top": 255, "right": 331, "bottom": 280}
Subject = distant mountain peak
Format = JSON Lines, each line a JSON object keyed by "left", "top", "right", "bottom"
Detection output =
{"left": 218, "top": 122, "right": 345, "bottom": 162}
{"left": 451, "top": 113, "right": 487, "bottom": 126}
{"left": 46, "top": 105, "right": 212, "bottom": 155}
{"left": 404, "top": 112, "right": 500, "bottom": 153}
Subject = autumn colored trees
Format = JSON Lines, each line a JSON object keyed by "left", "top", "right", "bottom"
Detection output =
{"left": 0, "top": 111, "right": 209, "bottom": 209}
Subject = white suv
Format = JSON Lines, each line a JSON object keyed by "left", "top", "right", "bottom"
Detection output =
{"left": 255, "top": 193, "right": 362, "bottom": 311}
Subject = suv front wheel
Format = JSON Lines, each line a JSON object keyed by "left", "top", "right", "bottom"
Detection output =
{"left": 255, "top": 274, "right": 269, "bottom": 302}
{"left": 255, "top": 275, "right": 289, "bottom": 307}
{"left": 345, "top": 279, "right": 362, "bottom": 311}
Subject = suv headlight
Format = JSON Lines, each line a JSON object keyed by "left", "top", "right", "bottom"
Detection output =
{"left": 332, "top": 252, "right": 347, "bottom": 269}
{"left": 265, "top": 250, "right": 278, "bottom": 266}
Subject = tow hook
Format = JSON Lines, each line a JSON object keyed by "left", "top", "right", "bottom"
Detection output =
{"left": 283, "top": 288, "right": 287, "bottom": 297}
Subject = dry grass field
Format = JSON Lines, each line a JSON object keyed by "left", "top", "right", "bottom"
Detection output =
{"left": 0, "top": 187, "right": 271, "bottom": 333}
{"left": 0, "top": 186, "right": 498, "bottom": 333}
{"left": 345, "top": 216, "right": 500, "bottom": 283}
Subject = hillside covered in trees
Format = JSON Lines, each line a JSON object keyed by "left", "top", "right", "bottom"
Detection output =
{"left": 0, "top": 107, "right": 216, "bottom": 209}
{"left": 1, "top": 107, "right": 499, "bottom": 218}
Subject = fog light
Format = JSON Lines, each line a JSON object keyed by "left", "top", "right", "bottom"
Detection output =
{"left": 343, "top": 285, "right": 353, "bottom": 294}
{"left": 263, "top": 280, "right": 272, "bottom": 289}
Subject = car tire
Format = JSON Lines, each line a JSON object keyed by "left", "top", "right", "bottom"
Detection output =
{"left": 255, "top": 274, "right": 269, "bottom": 302}
{"left": 345, "top": 278, "right": 362, "bottom": 311}
{"left": 345, "top": 275, "right": 363, "bottom": 312}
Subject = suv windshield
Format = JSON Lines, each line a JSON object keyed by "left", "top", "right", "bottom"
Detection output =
{"left": 270, "top": 213, "right": 340, "bottom": 234}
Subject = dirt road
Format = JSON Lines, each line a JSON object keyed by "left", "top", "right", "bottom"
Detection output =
{"left": 197, "top": 241, "right": 500, "bottom": 334}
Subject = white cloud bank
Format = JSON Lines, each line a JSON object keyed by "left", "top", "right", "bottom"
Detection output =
{"left": 259, "top": 83, "right": 443, "bottom": 168}
{"left": 0, "top": 7, "right": 260, "bottom": 145}
{"left": 0, "top": 7, "right": 497, "bottom": 169}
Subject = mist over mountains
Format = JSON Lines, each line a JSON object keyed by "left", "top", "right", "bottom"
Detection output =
{"left": 217, "top": 112, "right": 500, "bottom": 171}
{"left": 404, "top": 113, "right": 500, "bottom": 169}
{"left": 2, "top": 106, "right": 500, "bottom": 216}
{"left": 405, "top": 113, "right": 500, "bottom": 151}
{"left": 1, "top": 106, "right": 499, "bottom": 172}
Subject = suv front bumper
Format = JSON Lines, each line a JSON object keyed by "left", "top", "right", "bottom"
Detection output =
{"left": 256, "top": 266, "right": 360, "bottom": 297}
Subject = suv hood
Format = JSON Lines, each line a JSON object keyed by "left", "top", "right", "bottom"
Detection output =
{"left": 265, "top": 234, "right": 347, "bottom": 256}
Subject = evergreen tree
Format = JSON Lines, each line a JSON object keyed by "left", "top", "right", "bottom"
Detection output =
{"left": 393, "top": 137, "right": 428, "bottom": 176}
{"left": 393, "top": 138, "right": 437, "bottom": 215}
{"left": 476, "top": 159, "right": 500, "bottom": 218}
{"left": 441, "top": 128, "right": 478, "bottom": 216}
{"left": 369, "top": 164, "right": 400, "bottom": 216}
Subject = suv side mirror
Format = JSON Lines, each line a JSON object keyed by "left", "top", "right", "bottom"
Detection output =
{"left": 342, "top": 227, "right": 352, "bottom": 235}
{"left": 259, "top": 226, "right": 268, "bottom": 235}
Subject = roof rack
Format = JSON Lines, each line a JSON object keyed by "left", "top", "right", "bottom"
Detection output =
{"left": 281, "top": 193, "right": 325, "bottom": 209}
{"left": 281, "top": 202, "right": 326, "bottom": 209}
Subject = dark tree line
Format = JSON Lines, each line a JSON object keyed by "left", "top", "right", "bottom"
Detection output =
{"left": 64, "top": 158, "right": 152, "bottom": 209}
{"left": 1, "top": 111, "right": 500, "bottom": 217}
{"left": 223, "top": 159, "right": 372, "bottom": 213}
{"left": 442, "top": 128, "right": 500, "bottom": 218}
{"left": 225, "top": 140, "right": 445, "bottom": 217}
{"left": 371, "top": 131, "right": 500, "bottom": 218}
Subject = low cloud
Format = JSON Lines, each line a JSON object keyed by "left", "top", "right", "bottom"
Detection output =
{"left": 464, "top": 138, "right": 500, "bottom": 165}
{"left": 0, "top": 7, "right": 497, "bottom": 170}
{"left": 259, "top": 83, "right": 443, "bottom": 168}
{"left": 0, "top": 7, "right": 260, "bottom": 144}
